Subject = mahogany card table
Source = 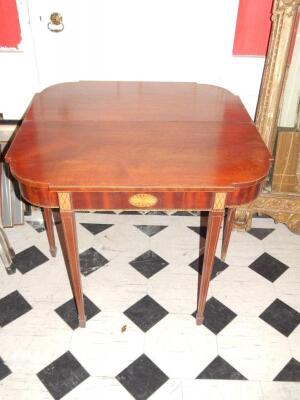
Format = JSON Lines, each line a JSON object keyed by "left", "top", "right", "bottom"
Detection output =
{"left": 6, "top": 82, "right": 272, "bottom": 327}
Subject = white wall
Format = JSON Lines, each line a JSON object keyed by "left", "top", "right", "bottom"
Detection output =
{"left": 0, "top": 0, "right": 265, "bottom": 119}
{"left": 80, "top": 0, "right": 265, "bottom": 117}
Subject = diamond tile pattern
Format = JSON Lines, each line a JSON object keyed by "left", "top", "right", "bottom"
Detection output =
{"left": 259, "top": 299, "right": 300, "bottom": 336}
{"left": 80, "top": 223, "right": 113, "bottom": 235}
{"left": 124, "top": 295, "right": 168, "bottom": 332}
{"left": 274, "top": 358, "right": 300, "bottom": 382}
{"left": 0, "top": 290, "right": 32, "bottom": 327}
{"left": 189, "top": 254, "right": 229, "bottom": 279}
{"left": 188, "top": 226, "right": 207, "bottom": 237}
{"left": 37, "top": 351, "right": 90, "bottom": 400}
{"left": 249, "top": 252, "right": 289, "bottom": 282}
{"left": 12, "top": 245, "right": 49, "bottom": 274}
{"left": 192, "top": 297, "right": 237, "bottom": 334}
{"left": 0, "top": 358, "right": 11, "bottom": 381}
{"left": 1, "top": 209, "right": 300, "bottom": 400}
{"left": 79, "top": 247, "right": 109, "bottom": 276}
{"left": 197, "top": 356, "right": 246, "bottom": 380}
{"left": 134, "top": 225, "right": 167, "bottom": 237}
{"left": 129, "top": 250, "right": 169, "bottom": 278}
{"left": 116, "top": 354, "right": 168, "bottom": 400}
{"left": 248, "top": 228, "right": 275, "bottom": 240}
{"left": 55, "top": 294, "right": 101, "bottom": 329}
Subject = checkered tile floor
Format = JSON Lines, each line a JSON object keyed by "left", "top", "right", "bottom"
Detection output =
{"left": 0, "top": 210, "right": 299, "bottom": 399}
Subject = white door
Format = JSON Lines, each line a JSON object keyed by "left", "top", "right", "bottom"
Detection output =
{"left": 27, "top": 0, "right": 82, "bottom": 89}
{"left": 26, "top": 0, "right": 237, "bottom": 91}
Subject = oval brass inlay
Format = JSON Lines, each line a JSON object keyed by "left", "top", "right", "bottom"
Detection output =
{"left": 128, "top": 193, "right": 158, "bottom": 208}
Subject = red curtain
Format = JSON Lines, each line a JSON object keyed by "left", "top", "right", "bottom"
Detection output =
{"left": 233, "top": 0, "right": 273, "bottom": 56}
{"left": 0, "top": 0, "right": 21, "bottom": 47}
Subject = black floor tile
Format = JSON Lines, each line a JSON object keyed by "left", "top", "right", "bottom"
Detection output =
{"left": 188, "top": 226, "right": 207, "bottom": 238}
{"left": 253, "top": 213, "right": 271, "bottom": 219}
{"left": 259, "top": 299, "right": 300, "bottom": 336}
{"left": 189, "top": 255, "right": 228, "bottom": 279}
{"left": 171, "top": 211, "right": 193, "bottom": 216}
{"left": 197, "top": 356, "right": 246, "bottom": 380}
{"left": 79, "top": 247, "right": 109, "bottom": 276}
{"left": 129, "top": 250, "right": 169, "bottom": 278}
{"left": 26, "top": 220, "right": 45, "bottom": 233}
{"left": 134, "top": 225, "right": 167, "bottom": 237}
{"left": 248, "top": 228, "right": 275, "bottom": 240}
{"left": 191, "top": 211, "right": 202, "bottom": 216}
{"left": 116, "top": 354, "right": 168, "bottom": 400}
{"left": 199, "top": 211, "right": 209, "bottom": 217}
{"left": 94, "top": 211, "right": 116, "bottom": 214}
{"left": 274, "top": 358, "right": 300, "bottom": 382}
{"left": 80, "top": 223, "right": 113, "bottom": 235}
{"left": 0, "top": 358, "right": 12, "bottom": 381}
{"left": 55, "top": 294, "right": 101, "bottom": 329}
{"left": 249, "top": 253, "right": 289, "bottom": 282}
{"left": 146, "top": 211, "right": 168, "bottom": 215}
{"left": 12, "top": 245, "right": 49, "bottom": 274}
{"left": 37, "top": 351, "right": 90, "bottom": 400}
{"left": 0, "top": 290, "right": 32, "bottom": 327}
{"left": 119, "top": 211, "right": 142, "bottom": 215}
{"left": 124, "top": 295, "right": 168, "bottom": 332}
{"left": 27, "top": 219, "right": 60, "bottom": 233}
{"left": 192, "top": 297, "right": 236, "bottom": 334}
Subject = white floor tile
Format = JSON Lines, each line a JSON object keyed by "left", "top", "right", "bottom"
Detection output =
{"left": 145, "top": 314, "right": 217, "bottom": 379}
{"left": 217, "top": 318, "right": 292, "bottom": 381}
{"left": 260, "top": 381, "right": 300, "bottom": 400}
{"left": 70, "top": 312, "right": 145, "bottom": 377}
{"left": 181, "top": 379, "right": 263, "bottom": 400}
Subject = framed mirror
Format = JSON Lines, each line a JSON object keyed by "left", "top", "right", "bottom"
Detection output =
{"left": 235, "top": 0, "right": 300, "bottom": 234}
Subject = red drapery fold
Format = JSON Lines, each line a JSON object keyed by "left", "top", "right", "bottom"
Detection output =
{"left": 0, "top": 0, "right": 21, "bottom": 47}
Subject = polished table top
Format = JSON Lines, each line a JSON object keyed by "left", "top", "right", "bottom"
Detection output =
{"left": 6, "top": 81, "right": 271, "bottom": 194}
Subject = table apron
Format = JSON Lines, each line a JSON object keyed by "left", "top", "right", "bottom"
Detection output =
{"left": 71, "top": 191, "right": 214, "bottom": 210}
{"left": 19, "top": 183, "right": 262, "bottom": 210}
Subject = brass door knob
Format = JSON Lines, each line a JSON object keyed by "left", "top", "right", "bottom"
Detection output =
{"left": 48, "top": 12, "right": 64, "bottom": 32}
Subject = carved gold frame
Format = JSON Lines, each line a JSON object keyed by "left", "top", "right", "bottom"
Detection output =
{"left": 234, "top": 0, "right": 300, "bottom": 234}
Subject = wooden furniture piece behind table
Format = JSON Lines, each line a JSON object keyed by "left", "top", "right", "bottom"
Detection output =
{"left": 5, "top": 82, "right": 272, "bottom": 328}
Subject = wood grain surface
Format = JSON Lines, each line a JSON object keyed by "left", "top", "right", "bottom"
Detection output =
{"left": 6, "top": 82, "right": 271, "bottom": 196}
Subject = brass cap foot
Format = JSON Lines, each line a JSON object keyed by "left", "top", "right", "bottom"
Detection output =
{"left": 79, "top": 318, "right": 86, "bottom": 328}
{"left": 50, "top": 247, "right": 57, "bottom": 257}
{"left": 196, "top": 314, "right": 204, "bottom": 325}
